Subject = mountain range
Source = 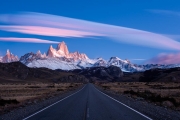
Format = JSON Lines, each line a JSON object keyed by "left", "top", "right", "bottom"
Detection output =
{"left": 0, "top": 41, "right": 180, "bottom": 72}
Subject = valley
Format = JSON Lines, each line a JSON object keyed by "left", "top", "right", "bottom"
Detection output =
{"left": 0, "top": 42, "right": 180, "bottom": 119}
{"left": 0, "top": 61, "right": 180, "bottom": 119}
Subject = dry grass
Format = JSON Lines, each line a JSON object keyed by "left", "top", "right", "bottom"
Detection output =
{"left": 96, "top": 82, "right": 180, "bottom": 110}
{"left": 0, "top": 83, "right": 83, "bottom": 114}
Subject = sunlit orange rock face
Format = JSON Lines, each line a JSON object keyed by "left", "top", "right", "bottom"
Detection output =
{"left": 47, "top": 45, "right": 57, "bottom": 57}
{"left": 1, "top": 49, "right": 19, "bottom": 63}
{"left": 57, "top": 41, "right": 69, "bottom": 56}
{"left": 47, "top": 41, "right": 88, "bottom": 60}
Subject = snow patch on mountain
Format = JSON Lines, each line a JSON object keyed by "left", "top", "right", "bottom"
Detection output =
{"left": 20, "top": 42, "right": 90, "bottom": 70}
{"left": 20, "top": 51, "right": 80, "bottom": 70}
{"left": 76, "top": 58, "right": 102, "bottom": 68}
{"left": 105, "top": 57, "right": 143, "bottom": 72}
{"left": 27, "top": 57, "right": 80, "bottom": 70}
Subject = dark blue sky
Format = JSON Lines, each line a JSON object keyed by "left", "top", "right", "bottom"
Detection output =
{"left": 0, "top": 0, "right": 180, "bottom": 64}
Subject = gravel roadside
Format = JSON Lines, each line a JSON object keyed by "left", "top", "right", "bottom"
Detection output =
{"left": 0, "top": 84, "right": 85, "bottom": 120}
{"left": 95, "top": 85, "right": 180, "bottom": 120}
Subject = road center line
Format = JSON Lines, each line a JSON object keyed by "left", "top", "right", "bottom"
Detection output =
{"left": 23, "top": 85, "right": 86, "bottom": 120}
{"left": 87, "top": 108, "right": 89, "bottom": 118}
{"left": 94, "top": 86, "right": 152, "bottom": 120}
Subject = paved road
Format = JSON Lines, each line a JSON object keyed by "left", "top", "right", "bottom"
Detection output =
{"left": 23, "top": 83, "right": 151, "bottom": 120}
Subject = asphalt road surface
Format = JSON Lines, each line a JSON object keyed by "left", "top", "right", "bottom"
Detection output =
{"left": 23, "top": 83, "right": 152, "bottom": 120}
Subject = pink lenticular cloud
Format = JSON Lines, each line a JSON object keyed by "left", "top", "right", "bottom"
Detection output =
{"left": 0, "top": 25, "right": 103, "bottom": 37}
{"left": 0, "top": 12, "right": 180, "bottom": 50}
{"left": 0, "top": 37, "right": 59, "bottom": 44}
{"left": 146, "top": 53, "right": 180, "bottom": 64}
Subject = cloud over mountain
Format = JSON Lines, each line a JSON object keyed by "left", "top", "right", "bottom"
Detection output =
{"left": 146, "top": 53, "right": 180, "bottom": 64}
{"left": 0, "top": 12, "right": 180, "bottom": 50}
{"left": 0, "top": 37, "right": 59, "bottom": 44}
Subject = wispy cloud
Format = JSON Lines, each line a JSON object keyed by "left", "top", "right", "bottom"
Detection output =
{"left": 130, "top": 59, "right": 146, "bottom": 61}
{"left": 0, "top": 12, "right": 180, "bottom": 50}
{"left": 147, "top": 9, "right": 180, "bottom": 16}
{"left": 0, "top": 37, "right": 59, "bottom": 44}
{"left": 146, "top": 53, "right": 180, "bottom": 64}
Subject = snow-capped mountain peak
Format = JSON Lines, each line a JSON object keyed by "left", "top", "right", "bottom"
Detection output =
{"left": 36, "top": 50, "right": 46, "bottom": 58}
{"left": 19, "top": 42, "right": 89, "bottom": 70}
{"left": 107, "top": 57, "right": 143, "bottom": 72}
{"left": 0, "top": 49, "right": 19, "bottom": 63}
{"left": 36, "top": 50, "right": 41, "bottom": 55}
{"left": 6, "top": 49, "right": 11, "bottom": 55}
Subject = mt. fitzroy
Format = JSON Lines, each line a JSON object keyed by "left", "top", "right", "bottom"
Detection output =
{"left": 19, "top": 41, "right": 140, "bottom": 71}
{"left": 47, "top": 41, "right": 88, "bottom": 60}
{"left": 20, "top": 41, "right": 92, "bottom": 70}
{"left": 1, "top": 41, "right": 180, "bottom": 72}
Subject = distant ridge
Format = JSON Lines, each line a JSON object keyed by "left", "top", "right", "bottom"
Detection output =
{"left": 1, "top": 41, "right": 180, "bottom": 72}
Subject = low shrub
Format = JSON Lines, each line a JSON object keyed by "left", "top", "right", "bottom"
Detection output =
{"left": 102, "top": 86, "right": 110, "bottom": 90}
{"left": 26, "top": 86, "right": 41, "bottom": 88}
{"left": 57, "top": 89, "right": 64, "bottom": 91}
{"left": 123, "top": 90, "right": 180, "bottom": 107}
{"left": 0, "top": 99, "right": 19, "bottom": 106}
{"left": 46, "top": 85, "right": 55, "bottom": 88}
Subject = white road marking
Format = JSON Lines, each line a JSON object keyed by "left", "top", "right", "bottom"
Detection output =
{"left": 23, "top": 85, "right": 86, "bottom": 120}
{"left": 94, "top": 86, "right": 152, "bottom": 120}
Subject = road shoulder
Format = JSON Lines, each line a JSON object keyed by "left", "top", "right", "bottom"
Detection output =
{"left": 94, "top": 85, "right": 180, "bottom": 120}
{"left": 0, "top": 84, "right": 85, "bottom": 120}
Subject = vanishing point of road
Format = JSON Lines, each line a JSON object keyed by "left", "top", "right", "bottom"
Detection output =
{"left": 23, "top": 83, "right": 152, "bottom": 120}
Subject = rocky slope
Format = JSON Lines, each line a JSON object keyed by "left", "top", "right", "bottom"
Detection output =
{"left": 0, "top": 62, "right": 87, "bottom": 83}
{"left": 71, "top": 65, "right": 123, "bottom": 82}
{"left": 122, "top": 67, "right": 180, "bottom": 82}
{"left": 1, "top": 61, "right": 180, "bottom": 83}
{"left": 0, "top": 61, "right": 123, "bottom": 83}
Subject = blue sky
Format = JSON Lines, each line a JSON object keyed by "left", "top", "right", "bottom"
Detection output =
{"left": 0, "top": 0, "right": 180, "bottom": 64}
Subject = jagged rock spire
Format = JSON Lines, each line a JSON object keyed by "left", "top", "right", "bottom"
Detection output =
{"left": 57, "top": 41, "right": 69, "bottom": 56}
{"left": 47, "top": 41, "right": 88, "bottom": 60}
{"left": 1, "top": 49, "right": 19, "bottom": 63}
{"left": 6, "top": 49, "right": 10, "bottom": 55}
